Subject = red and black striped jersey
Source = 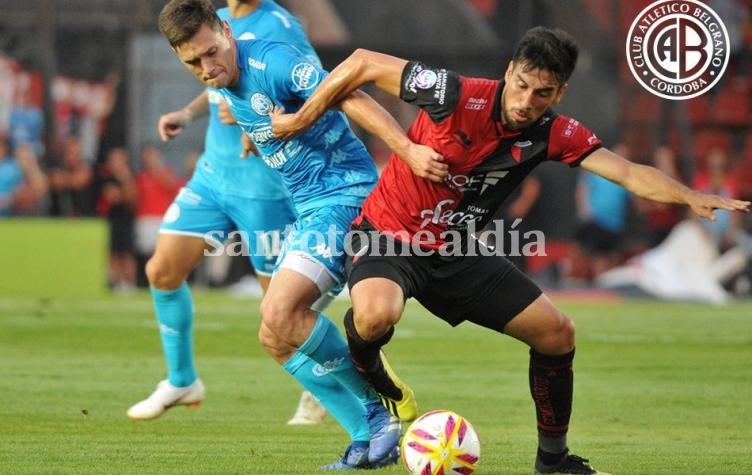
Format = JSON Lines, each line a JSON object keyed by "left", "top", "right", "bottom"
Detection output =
{"left": 356, "top": 61, "right": 602, "bottom": 250}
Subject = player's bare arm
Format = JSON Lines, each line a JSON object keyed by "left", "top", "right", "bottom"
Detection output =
{"left": 581, "top": 148, "right": 750, "bottom": 220}
{"left": 271, "top": 49, "right": 407, "bottom": 140}
{"left": 217, "top": 99, "right": 237, "bottom": 125}
{"left": 157, "top": 90, "right": 211, "bottom": 141}
{"left": 338, "top": 90, "right": 447, "bottom": 182}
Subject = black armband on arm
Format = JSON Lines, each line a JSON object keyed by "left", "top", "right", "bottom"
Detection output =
{"left": 399, "top": 61, "right": 461, "bottom": 123}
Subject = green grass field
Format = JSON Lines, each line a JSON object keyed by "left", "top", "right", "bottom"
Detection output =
{"left": 1, "top": 292, "right": 750, "bottom": 474}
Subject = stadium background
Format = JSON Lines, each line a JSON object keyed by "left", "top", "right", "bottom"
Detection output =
{"left": 1, "top": 1, "right": 750, "bottom": 294}
{"left": 1, "top": 2, "right": 751, "bottom": 474}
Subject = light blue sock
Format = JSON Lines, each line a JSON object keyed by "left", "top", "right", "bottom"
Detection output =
{"left": 150, "top": 283, "right": 196, "bottom": 387}
{"left": 284, "top": 351, "right": 369, "bottom": 442}
{"left": 298, "top": 314, "right": 380, "bottom": 407}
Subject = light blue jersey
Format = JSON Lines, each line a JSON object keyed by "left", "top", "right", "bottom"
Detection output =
{"left": 0, "top": 158, "right": 23, "bottom": 217}
{"left": 221, "top": 39, "right": 378, "bottom": 214}
{"left": 197, "top": 0, "right": 318, "bottom": 199}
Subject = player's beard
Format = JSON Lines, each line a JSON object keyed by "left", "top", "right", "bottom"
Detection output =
{"left": 503, "top": 108, "right": 529, "bottom": 130}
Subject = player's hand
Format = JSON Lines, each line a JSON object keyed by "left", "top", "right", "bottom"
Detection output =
{"left": 240, "top": 133, "right": 259, "bottom": 158}
{"left": 270, "top": 107, "right": 305, "bottom": 140}
{"left": 400, "top": 142, "right": 448, "bottom": 183}
{"left": 218, "top": 100, "right": 237, "bottom": 125}
{"left": 158, "top": 110, "right": 190, "bottom": 141}
{"left": 687, "top": 191, "right": 750, "bottom": 220}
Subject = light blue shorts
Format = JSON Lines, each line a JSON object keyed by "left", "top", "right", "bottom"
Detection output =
{"left": 160, "top": 177, "right": 296, "bottom": 276}
{"left": 276, "top": 205, "right": 359, "bottom": 293}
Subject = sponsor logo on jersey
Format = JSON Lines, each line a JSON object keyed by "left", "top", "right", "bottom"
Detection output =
{"left": 626, "top": 0, "right": 729, "bottom": 99}
{"left": 291, "top": 62, "right": 319, "bottom": 90}
{"left": 261, "top": 142, "right": 301, "bottom": 168}
{"left": 262, "top": 150, "right": 287, "bottom": 168}
{"left": 465, "top": 97, "right": 488, "bottom": 110}
{"left": 247, "top": 56, "right": 266, "bottom": 71}
{"left": 418, "top": 198, "right": 488, "bottom": 229}
{"left": 561, "top": 118, "right": 580, "bottom": 137}
{"left": 444, "top": 170, "right": 509, "bottom": 193}
{"left": 249, "top": 126, "right": 276, "bottom": 144}
{"left": 414, "top": 69, "right": 438, "bottom": 89}
{"left": 251, "top": 93, "right": 273, "bottom": 115}
{"left": 433, "top": 70, "right": 449, "bottom": 105}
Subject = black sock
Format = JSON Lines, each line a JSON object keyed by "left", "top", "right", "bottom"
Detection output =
{"left": 343, "top": 308, "right": 400, "bottom": 399}
{"left": 529, "top": 348, "right": 575, "bottom": 460}
{"left": 535, "top": 447, "right": 569, "bottom": 472}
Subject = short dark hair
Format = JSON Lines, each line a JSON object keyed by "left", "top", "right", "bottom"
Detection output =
{"left": 158, "top": 0, "right": 222, "bottom": 49}
{"left": 512, "top": 27, "right": 579, "bottom": 85}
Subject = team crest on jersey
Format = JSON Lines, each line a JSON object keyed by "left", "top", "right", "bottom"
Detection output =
{"left": 414, "top": 69, "right": 438, "bottom": 89}
{"left": 291, "top": 62, "right": 319, "bottom": 90}
{"left": 251, "top": 93, "right": 273, "bottom": 115}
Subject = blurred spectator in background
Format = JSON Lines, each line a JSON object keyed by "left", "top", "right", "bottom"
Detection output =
{"left": 692, "top": 146, "right": 741, "bottom": 248}
{"left": 9, "top": 80, "right": 44, "bottom": 157}
{"left": 569, "top": 143, "right": 632, "bottom": 281}
{"left": 134, "top": 143, "right": 182, "bottom": 262}
{"left": 0, "top": 136, "right": 48, "bottom": 217}
{"left": 48, "top": 135, "right": 94, "bottom": 216}
{"left": 693, "top": 147, "right": 752, "bottom": 295}
{"left": 598, "top": 146, "right": 751, "bottom": 303}
{"left": 634, "top": 145, "right": 684, "bottom": 247}
{"left": 709, "top": 0, "right": 751, "bottom": 83}
{"left": 596, "top": 218, "right": 750, "bottom": 305}
{"left": 97, "top": 147, "right": 137, "bottom": 292}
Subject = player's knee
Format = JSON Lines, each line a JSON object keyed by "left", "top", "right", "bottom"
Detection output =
{"left": 545, "top": 314, "right": 575, "bottom": 353}
{"left": 257, "top": 322, "right": 278, "bottom": 351}
{"left": 259, "top": 294, "right": 294, "bottom": 333}
{"left": 352, "top": 303, "right": 401, "bottom": 341}
{"left": 145, "top": 254, "right": 187, "bottom": 290}
{"left": 258, "top": 322, "right": 296, "bottom": 362}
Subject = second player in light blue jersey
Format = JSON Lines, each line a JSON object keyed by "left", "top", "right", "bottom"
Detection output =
{"left": 128, "top": 0, "right": 330, "bottom": 429}
{"left": 158, "top": 0, "right": 446, "bottom": 469}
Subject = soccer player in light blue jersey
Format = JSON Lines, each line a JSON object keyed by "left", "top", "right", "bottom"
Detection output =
{"left": 157, "top": 0, "right": 446, "bottom": 469}
{"left": 128, "top": 0, "right": 326, "bottom": 425}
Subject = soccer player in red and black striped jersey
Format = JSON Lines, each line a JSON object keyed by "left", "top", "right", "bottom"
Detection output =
{"left": 272, "top": 27, "right": 750, "bottom": 474}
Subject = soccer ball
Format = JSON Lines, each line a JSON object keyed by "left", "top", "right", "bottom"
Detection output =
{"left": 401, "top": 410, "right": 481, "bottom": 475}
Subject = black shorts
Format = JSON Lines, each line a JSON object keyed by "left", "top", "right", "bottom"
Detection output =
{"left": 345, "top": 222, "right": 542, "bottom": 332}
{"left": 109, "top": 210, "right": 134, "bottom": 253}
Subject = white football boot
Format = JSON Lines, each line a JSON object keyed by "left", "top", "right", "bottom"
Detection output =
{"left": 286, "top": 390, "right": 327, "bottom": 425}
{"left": 127, "top": 379, "right": 205, "bottom": 420}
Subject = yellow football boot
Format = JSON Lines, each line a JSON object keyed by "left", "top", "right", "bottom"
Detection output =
{"left": 378, "top": 350, "right": 418, "bottom": 422}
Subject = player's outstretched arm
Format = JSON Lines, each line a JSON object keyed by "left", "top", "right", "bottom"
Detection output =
{"left": 338, "top": 90, "right": 447, "bottom": 182}
{"left": 271, "top": 49, "right": 407, "bottom": 140}
{"left": 581, "top": 148, "right": 750, "bottom": 220}
{"left": 157, "top": 90, "right": 211, "bottom": 141}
